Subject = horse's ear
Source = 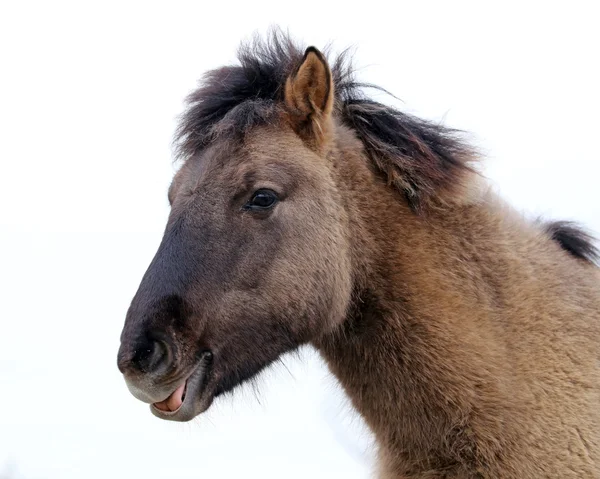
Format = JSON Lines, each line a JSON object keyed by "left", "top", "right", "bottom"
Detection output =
{"left": 284, "top": 47, "right": 334, "bottom": 145}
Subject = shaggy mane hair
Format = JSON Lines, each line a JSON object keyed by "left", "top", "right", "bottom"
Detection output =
{"left": 544, "top": 221, "right": 599, "bottom": 264}
{"left": 174, "top": 30, "right": 598, "bottom": 261}
{"left": 175, "top": 30, "right": 475, "bottom": 210}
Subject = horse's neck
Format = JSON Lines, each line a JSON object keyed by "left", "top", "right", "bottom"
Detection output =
{"left": 315, "top": 191, "right": 545, "bottom": 474}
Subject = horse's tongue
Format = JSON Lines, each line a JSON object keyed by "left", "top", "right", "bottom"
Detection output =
{"left": 153, "top": 383, "right": 185, "bottom": 412}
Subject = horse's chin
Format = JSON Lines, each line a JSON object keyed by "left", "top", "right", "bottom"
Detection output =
{"left": 150, "top": 357, "right": 215, "bottom": 422}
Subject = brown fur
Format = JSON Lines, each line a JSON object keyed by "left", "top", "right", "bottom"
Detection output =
{"left": 118, "top": 32, "right": 600, "bottom": 478}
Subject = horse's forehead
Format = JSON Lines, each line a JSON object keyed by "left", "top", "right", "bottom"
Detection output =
{"left": 179, "top": 140, "right": 245, "bottom": 178}
{"left": 212, "top": 127, "right": 312, "bottom": 173}
{"left": 175, "top": 126, "right": 321, "bottom": 192}
{"left": 245, "top": 126, "right": 303, "bottom": 156}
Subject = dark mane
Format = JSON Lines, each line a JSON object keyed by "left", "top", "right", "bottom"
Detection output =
{"left": 175, "top": 30, "right": 475, "bottom": 209}
{"left": 544, "top": 221, "right": 599, "bottom": 264}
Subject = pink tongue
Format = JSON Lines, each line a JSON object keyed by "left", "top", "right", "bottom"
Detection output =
{"left": 153, "top": 383, "right": 185, "bottom": 412}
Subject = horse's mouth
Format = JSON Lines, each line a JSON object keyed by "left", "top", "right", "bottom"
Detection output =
{"left": 152, "top": 382, "right": 188, "bottom": 413}
{"left": 150, "top": 352, "right": 214, "bottom": 422}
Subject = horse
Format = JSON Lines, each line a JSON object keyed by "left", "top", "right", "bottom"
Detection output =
{"left": 117, "top": 32, "right": 600, "bottom": 478}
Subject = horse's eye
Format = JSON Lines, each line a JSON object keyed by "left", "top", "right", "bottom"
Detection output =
{"left": 245, "top": 189, "right": 278, "bottom": 210}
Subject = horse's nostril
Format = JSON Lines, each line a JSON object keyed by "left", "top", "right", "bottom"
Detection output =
{"left": 131, "top": 338, "right": 169, "bottom": 374}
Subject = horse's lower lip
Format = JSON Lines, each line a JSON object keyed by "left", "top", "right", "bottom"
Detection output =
{"left": 150, "top": 353, "right": 213, "bottom": 422}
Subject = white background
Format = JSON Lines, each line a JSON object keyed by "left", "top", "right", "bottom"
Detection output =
{"left": 1, "top": 1, "right": 598, "bottom": 478}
